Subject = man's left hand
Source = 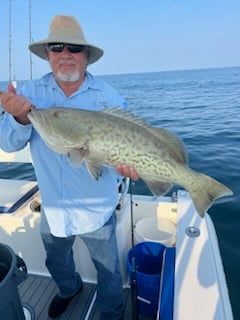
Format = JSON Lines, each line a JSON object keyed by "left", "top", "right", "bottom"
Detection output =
{"left": 116, "top": 164, "right": 139, "bottom": 181}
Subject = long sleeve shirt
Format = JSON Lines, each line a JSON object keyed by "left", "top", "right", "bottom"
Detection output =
{"left": 0, "top": 72, "right": 128, "bottom": 237}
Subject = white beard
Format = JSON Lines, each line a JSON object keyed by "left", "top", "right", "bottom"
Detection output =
{"left": 56, "top": 70, "right": 81, "bottom": 82}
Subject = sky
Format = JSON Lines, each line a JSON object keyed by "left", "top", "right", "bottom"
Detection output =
{"left": 1, "top": 0, "right": 240, "bottom": 80}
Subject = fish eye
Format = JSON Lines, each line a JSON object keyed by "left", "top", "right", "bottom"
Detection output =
{"left": 52, "top": 110, "right": 66, "bottom": 118}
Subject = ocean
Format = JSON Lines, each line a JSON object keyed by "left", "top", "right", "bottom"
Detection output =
{"left": 1, "top": 66, "right": 240, "bottom": 319}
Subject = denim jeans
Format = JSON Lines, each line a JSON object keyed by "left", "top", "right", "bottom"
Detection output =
{"left": 41, "top": 213, "right": 124, "bottom": 320}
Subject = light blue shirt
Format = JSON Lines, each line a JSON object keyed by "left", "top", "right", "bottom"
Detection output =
{"left": 0, "top": 72, "right": 127, "bottom": 237}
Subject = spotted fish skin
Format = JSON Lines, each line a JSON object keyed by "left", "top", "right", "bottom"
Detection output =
{"left": 27, "top": 107, "right": 233, "bottom": 217}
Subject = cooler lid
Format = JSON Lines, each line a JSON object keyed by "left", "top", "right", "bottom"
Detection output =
{"left": 0, "top": 179, "right": 38, "bottom": 213}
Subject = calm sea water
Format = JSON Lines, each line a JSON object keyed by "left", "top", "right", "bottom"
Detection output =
{"left": 1, "top": 67, "right": 240, "bottom": 319}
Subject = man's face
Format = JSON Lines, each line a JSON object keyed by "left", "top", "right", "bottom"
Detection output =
{"left": 46, "top": 43, "right": 88, "bottom": 83}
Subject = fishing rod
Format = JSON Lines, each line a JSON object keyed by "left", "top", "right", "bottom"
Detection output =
{"left": 8, "top": 0, "right": 13, "bottom": 84}
{"left": 29, "top": 0, "right": 33, "bottom": 80}
{"left": 129, "top": 179, "right": 139, "bottom": 320}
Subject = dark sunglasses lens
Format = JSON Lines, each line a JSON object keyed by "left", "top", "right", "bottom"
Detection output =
{"left": 47, "top": 43, "right": 85, "bottom": 54}
{"left": 67, "top": 45, "right": 85, "bottom": 53}
{"left": 47, "top": 44, "right": 65, "bottom": 52}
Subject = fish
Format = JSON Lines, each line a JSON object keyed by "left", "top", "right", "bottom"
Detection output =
{"left": 27, "top": 106, "right": 233, "bottom": 217}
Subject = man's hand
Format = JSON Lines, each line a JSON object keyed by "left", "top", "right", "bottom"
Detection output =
{"left": 116, "top": 164, "right": 139, "bottom": 181}
{"left": 0, "top": 84, "right": 32, "bottom": 124}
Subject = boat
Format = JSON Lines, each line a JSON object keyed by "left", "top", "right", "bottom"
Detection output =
{"left": 0, "top": 146, "right": 233, "bottom": 320}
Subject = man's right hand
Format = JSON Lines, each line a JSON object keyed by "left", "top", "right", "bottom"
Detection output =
{"left": 0, "top": 84, "right": 32, "bottom": 124}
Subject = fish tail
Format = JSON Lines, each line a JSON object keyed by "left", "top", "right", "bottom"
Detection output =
{"left": 187, "top": 172, "right": 233, "bottom": 217}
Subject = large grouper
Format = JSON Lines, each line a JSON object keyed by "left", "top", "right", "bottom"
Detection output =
{"left": 27, "top": 106, "right": 233, "bottom": 217}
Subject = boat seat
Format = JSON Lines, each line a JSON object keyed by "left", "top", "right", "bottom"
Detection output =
{"left": 0, "top": 179, "right": 38, "bottom": 214}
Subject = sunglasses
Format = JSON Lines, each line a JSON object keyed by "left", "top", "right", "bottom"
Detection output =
{"left": 46, "top": 43, "right": 86, "bottom": 54}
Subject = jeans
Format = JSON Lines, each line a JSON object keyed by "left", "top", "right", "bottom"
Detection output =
{"left": 41, "top": 213, "right": 124, "bottom": 320}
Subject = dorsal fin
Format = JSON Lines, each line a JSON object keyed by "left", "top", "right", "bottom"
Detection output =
{"left": 146, "top": 126, "right": 188, "bottom": 165}
{"left": 102, "top": 107, "right": 187, "bottom": 165}
{"left": 101, "top": 108, "right": 149, "bottom": 128}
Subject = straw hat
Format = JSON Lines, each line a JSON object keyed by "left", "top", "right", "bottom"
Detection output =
{"left": 28, "top": 15, "right": 104, "bottom": 64}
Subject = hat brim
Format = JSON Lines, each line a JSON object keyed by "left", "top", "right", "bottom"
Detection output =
{"left": 29, "top": 39, "right": 104, "bottom": 64}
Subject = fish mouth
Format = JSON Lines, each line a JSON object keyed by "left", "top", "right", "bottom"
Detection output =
{"left": 27, "top": 109, "right": 41, "bottom": 123}
{"left": 27, "top": 110, "right": 35, "bottom": 123}
{"left": 27, "top": 109, "right": 46, "bottom": 131}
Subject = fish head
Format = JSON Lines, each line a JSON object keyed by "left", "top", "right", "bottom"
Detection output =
{"left": 27, "top": 107, "right": 89, "bottom": 154}
{"left": 28, "top": 108, "right": 54, "bottom": 135}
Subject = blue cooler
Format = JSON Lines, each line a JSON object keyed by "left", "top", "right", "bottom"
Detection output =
{"left": 158, "top": 247, "right": 176, "bottom": 320}
{"left": 127, "top": 241, "right": 165, "bottom": 317}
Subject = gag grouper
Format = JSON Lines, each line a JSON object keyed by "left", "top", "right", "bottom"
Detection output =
{"left": 25, "top": 106, "right": 233, "bottom": 217}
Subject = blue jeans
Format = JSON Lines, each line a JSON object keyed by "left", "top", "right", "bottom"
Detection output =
{"left": 41, "top": 213, "right": 124, "bottom": 320}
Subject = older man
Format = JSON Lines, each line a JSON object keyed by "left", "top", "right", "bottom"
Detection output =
{"left": 0, "top": 15, "right": 137, "bottom": 320}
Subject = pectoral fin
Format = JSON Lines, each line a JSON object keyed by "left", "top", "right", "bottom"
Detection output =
{"left": 67, "top": 147, "right": 89, "bottom": 167}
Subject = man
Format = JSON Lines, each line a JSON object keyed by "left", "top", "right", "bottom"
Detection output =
{"left": 0, "top": 15, "right": 137, "bottom": 319}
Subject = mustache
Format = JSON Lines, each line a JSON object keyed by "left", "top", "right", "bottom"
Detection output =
{"left": 59, "top": 60, "right": 76, "bottom": 65}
